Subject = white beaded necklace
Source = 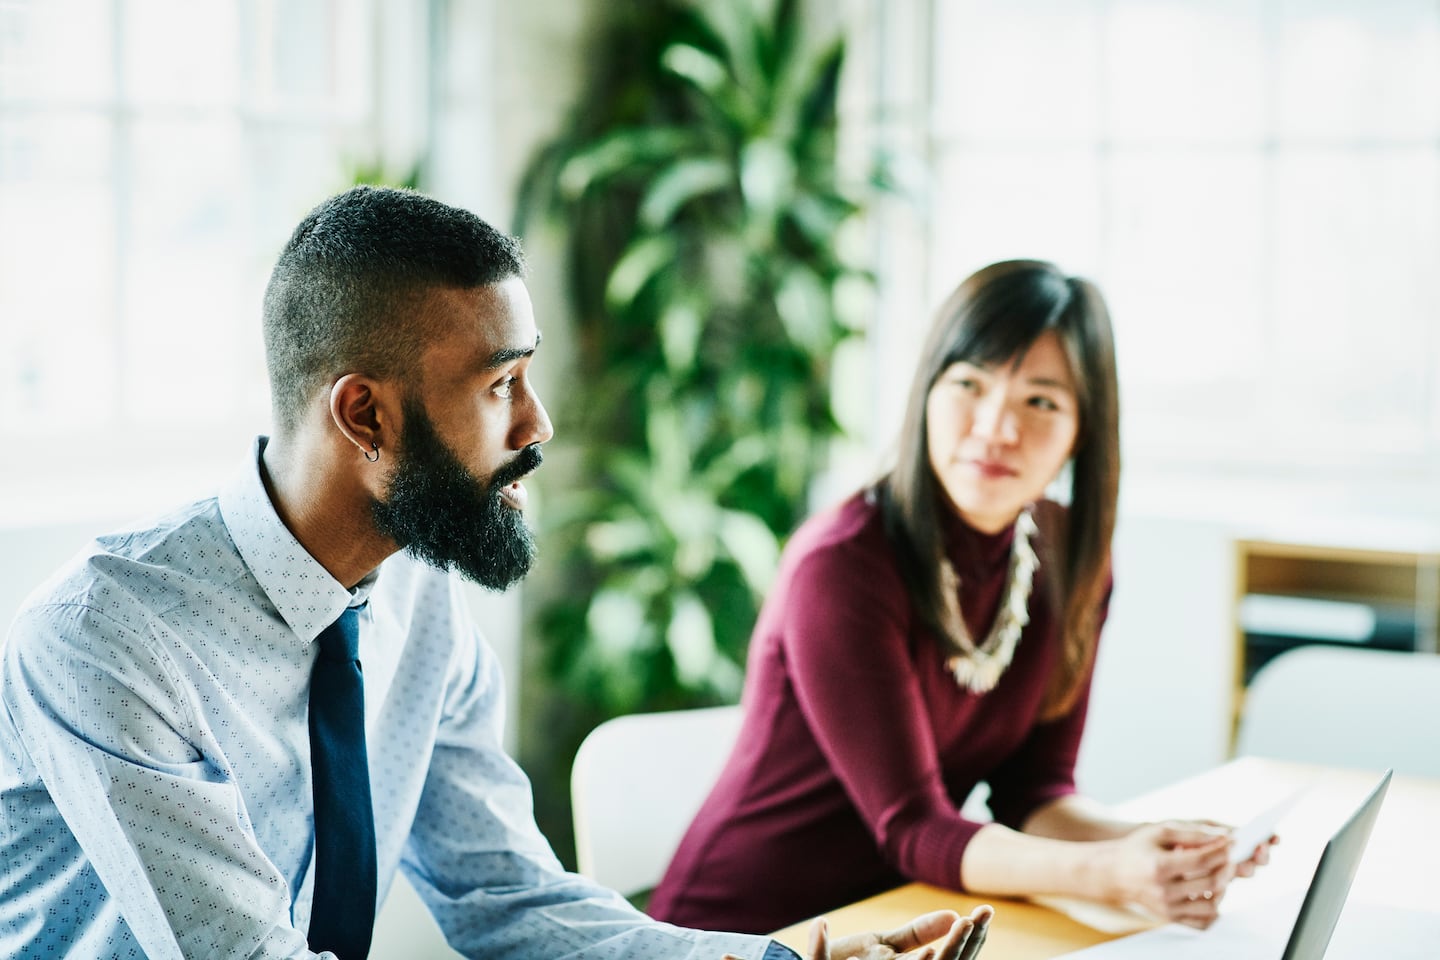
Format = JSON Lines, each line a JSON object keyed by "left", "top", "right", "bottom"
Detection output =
{"left": 944, "top": 507, "right": 1039, "bottom": 694}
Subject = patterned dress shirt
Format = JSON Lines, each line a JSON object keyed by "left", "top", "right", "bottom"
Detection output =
{"left": 0, "top": 438, "right": 788, "bottom": 960}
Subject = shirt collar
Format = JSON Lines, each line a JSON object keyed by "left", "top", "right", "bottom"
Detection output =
{"left": 219, "top": 436, "right": 375, "bottom": 644}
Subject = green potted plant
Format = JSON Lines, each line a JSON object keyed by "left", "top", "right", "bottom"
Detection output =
{"left": 514, "top": 0, "right": 882, "bottom": 862}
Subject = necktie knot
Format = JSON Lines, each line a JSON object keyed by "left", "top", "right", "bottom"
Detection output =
{"left": 317, "top": 604, "right": 361, "bottom": 662}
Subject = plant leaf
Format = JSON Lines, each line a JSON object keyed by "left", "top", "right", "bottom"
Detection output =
{"left": 666, "top": 591, "right": 718, "bottom": 687}
{"left": 717, "top": 509, "right": 781, "bottom": 596}
{"left": 605, "top": 234, "right": 678, "bottom": 310}
{"left": 639, "top": 156, "right": 734, "bottom": 229}
{"left": 660, "top": 41, "right": 730, "bottom": 94}
{"left": 775, "top": 265, "right": 831, "bottom": 352}
{"left": 586, "top": 587, "right": 649, "bottom": 662}
{"left": 796, "top": 37, "right": 844, "bottom": 137}
{"left": 659, "top": 299, "right": 704, "bottom": 373}
{"left": 699, "top": 433, "right": 771, "bottom": 491}
{"left": 557, "top": 127, "right": 695, "bottom": 198}
{"left": 765, "top": 0, "right": 800, "bottom": 87}
{"left": 585, "top": 517, "right": 657, "bottom": 562}
{"left": 740, "top": 137, "right": 796, "bottom": 221}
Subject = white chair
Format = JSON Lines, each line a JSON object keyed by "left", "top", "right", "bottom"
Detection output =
{"left": 371, "top": 872, "right": 463, "bottom": 959}
{"left": 1235, "top": 646, "right": 1440, "bottom": 777}
{"left": 571, "top": 704, "right": 743, "bottom": 899}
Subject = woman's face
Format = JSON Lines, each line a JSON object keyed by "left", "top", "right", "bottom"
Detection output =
{"left": 925, "top": 329, "right": 1080, "bottom": 534}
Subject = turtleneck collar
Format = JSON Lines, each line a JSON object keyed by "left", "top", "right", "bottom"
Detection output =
{"left": 941, "top": 499, "right": 1023, "bottom": 583}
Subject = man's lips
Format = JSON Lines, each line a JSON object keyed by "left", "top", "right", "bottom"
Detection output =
{"left": 493, "top": 446, "right": 544, "bottom": 509}
{"left": 499, "top": 480, "right": 528, "bottom": 510}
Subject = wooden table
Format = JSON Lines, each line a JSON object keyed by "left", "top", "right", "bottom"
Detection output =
{"left": 771, "top": 758, "right": 1440, "bottom": 958}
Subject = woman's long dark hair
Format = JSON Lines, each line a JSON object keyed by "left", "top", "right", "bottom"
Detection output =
{"left": 878, "top": 260, "right": 1119, "bottom": 720}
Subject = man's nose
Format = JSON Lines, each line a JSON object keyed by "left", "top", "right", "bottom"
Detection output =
{"left": 512, "top": 384, "right": 554, "bottom": 449}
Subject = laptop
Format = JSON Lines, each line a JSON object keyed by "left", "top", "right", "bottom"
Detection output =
{"left": 1280, "top": 767, "right": 1392, "bottom": 959}
{"left": 1056, "top": 768, "right": 1396, "bottom": 959}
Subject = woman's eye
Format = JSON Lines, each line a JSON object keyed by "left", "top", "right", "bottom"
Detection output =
{"left": 1028, "top": 395, "right": 1059, "bottom": 411}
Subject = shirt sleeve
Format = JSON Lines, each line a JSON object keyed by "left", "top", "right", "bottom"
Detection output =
{"left": 396, "top": 618, "right": 773, "bottom": 960}
{"left": 985, "top": 578, "right": 1113, "bottom": 832}
{"left": 1, "top": 602, "right": 320, "bottom": 960}
{"left": 778, "top": 541, "right": 981, "bottom": 890}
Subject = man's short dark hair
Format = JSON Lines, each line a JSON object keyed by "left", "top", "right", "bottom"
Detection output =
{"left": 262, "top": 185, "right": 526, "bottom": 433}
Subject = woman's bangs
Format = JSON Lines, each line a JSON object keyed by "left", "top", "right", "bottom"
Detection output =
{"left": 939, "top": 278, "right": 1066, "bottom": 371}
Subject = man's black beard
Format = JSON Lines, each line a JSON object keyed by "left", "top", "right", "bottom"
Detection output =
{"left": 371, "top": 397, "right": 541, "bottom": 591}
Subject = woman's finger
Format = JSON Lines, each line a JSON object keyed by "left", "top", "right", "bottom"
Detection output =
{"left": 1159, "top": 838, "right": 1232, "bottom": 881}
{"left": 1164, "top": 875, "right": 1220, "bottom": 905}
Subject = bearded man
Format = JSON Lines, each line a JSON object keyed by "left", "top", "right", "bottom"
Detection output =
{"left": 0, "top": 186, "right": 989, "bottom": 960}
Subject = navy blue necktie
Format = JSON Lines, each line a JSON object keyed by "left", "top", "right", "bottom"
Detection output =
{"left": 307, "top": 605, "right": 377, "bottom": 959}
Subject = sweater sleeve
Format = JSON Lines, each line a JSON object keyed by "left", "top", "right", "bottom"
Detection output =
{"left": 778, "top": 540, "right": 982, "bottom": 890}
{"left": 985, "top": 579, "right": 1113, "bottom": 832}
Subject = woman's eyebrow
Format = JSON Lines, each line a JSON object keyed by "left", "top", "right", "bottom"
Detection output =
{"left": 1026, "top": 375, "right": 1073, "bottom": 390}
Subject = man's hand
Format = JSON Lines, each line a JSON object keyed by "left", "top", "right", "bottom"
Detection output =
{"left": 809, "top": 906, "right": 992, "bottom": 960}
{"left": 724, "top": 905, "right": 993, "bottom": 960}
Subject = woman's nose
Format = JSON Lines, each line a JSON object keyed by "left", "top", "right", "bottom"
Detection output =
{"left": 971, "top": 393, "right": 1019, "bottom": 444}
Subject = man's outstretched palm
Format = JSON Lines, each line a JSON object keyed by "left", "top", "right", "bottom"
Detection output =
{"left": 815, "top": 906, "right": 992, "bottom": 960}
{"left": 729, "top": 905, "right": 993, "bottom": 960}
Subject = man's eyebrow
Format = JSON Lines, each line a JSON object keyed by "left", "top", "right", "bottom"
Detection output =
{"left": 483, "top": 331, "right": 542, "bottom": 370}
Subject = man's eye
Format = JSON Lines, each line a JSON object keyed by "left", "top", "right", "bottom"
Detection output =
{"left": 494, "top": 376, "right": 517, "bottom": 400}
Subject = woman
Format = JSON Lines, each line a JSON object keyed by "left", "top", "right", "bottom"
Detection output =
{"left": 648, "top": 260, "right": 1268, "bottom": 935}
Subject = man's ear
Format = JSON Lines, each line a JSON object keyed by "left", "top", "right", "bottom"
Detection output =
{"left": 329, "top": 373, "right": 398, "bottom": 461}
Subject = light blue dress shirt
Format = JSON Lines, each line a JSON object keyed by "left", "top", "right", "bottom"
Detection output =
{"left": 0, "top": 438, "right": 783, "bottom": 960}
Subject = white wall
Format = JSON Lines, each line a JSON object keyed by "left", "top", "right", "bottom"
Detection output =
{"left": 1077, "top": 510, "right": 1237, "bottom": 803}
{"left": 0, "top": 521, "right": 110, "bottom": 630}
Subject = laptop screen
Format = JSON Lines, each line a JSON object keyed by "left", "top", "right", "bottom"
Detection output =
{"left": 1281, "top": 768, "right": 1393, "bottom": 960}
{"left": 1050, "top": 768, "right": 1398, "bottom": 960}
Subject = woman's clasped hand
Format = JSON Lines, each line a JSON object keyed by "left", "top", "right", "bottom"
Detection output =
{"left": 1097, "top": 820, "right": 1276, "bottom": 928}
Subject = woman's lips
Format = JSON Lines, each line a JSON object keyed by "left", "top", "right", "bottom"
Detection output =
{"left": 969, "top": 459, "right": 1018, "bottom": 479}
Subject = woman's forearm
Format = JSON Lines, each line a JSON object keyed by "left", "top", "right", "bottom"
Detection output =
{"left": 1020, "top": 794, "right": 1139, "bottom": 842}
{"left": 959, "top": 820, "right": 1120, "bottom": 899}
{"left": 958, "top": 796, "right": 1143, "bottom": 898}
{"left": 960, "top": 800, "right": 1237, "bottom": 920}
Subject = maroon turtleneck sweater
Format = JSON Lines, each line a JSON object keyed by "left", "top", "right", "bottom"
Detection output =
{"left": 647, "top": 490, "right": 1108, "bottom": 935}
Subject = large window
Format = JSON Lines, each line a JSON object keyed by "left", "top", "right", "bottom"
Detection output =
{"left": 856, "top": 0, "right": 1440, "bottom": 505}
{"left": 0, "top": 0, "right": 418, "bottom": 518}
